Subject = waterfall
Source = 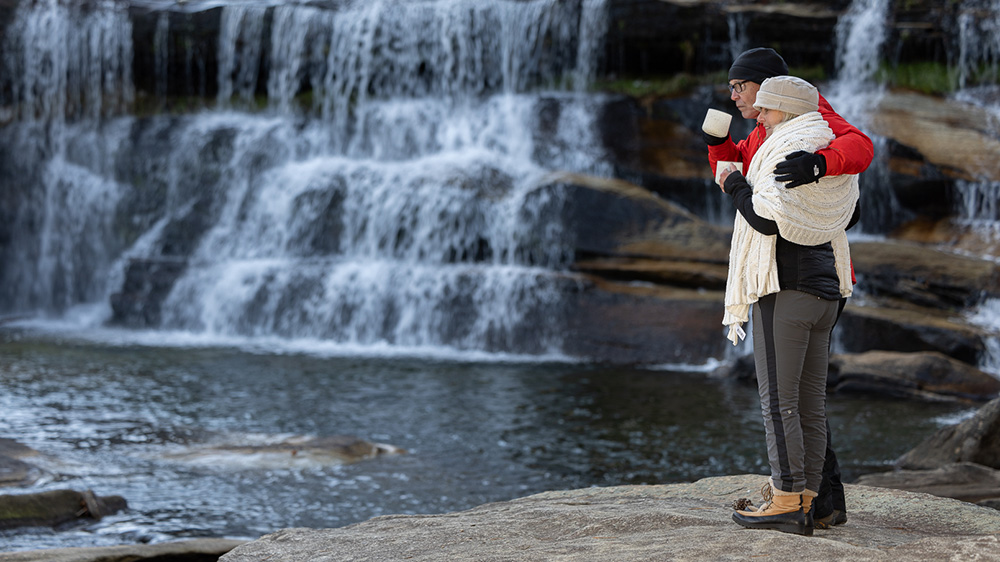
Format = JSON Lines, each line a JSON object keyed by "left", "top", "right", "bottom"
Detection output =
{"left": 725, "top": 12, "right": 749, "bottom": 64}
{"left": 0, "top": 0, "right": 610, "bottom": 358}
{"left": 826, "top": 0, "right": 900, "bottom": 235}
{"left": 0, "top": 0, "right": 134, "bottom": 314}
{"left": 0, "top": 0, "right": 133, "bottom": 122}
{"left": 968, "top": 298, "right": 1000, "bottom": 377}
{"left": 154, "top": 12, "right": 170, "bottom": 102}
{"left": 216, "top": 5, "right": 268, "bottom": 107}
{"left": 957, "top": 0, "right": 1000, "bottom": 89}
{"left": 953, "top": 0, "right": 1000, "bottom": 236}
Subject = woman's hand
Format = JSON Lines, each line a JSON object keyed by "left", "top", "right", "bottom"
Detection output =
{"left": 717, "top": 164, "right": 737, "bottom": 191}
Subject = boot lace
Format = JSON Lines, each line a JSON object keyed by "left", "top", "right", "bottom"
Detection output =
{"left": 731, "top": 482, "right": 774, "bottom": 512}
{"left": 760, "top": 482, "right": 773, "bottom": 504}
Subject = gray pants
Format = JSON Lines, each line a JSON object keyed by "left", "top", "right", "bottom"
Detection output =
{"left": 752, "top": 290, "right": 840, "bottom": 494}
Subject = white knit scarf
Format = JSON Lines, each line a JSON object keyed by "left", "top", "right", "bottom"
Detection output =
{"left": 723, "top": 112, "right": 859, "bottom": 345}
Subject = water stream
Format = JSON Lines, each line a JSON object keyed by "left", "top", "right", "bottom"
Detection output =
{"left": 0, "top": 327, "right": 972, "bottom": 551}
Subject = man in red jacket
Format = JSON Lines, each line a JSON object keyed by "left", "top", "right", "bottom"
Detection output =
{"left": 706, "top": 47, "right": 874, "bottom": 189}
{"left": 705, "top": 47, "right": 875, "bottom": 529}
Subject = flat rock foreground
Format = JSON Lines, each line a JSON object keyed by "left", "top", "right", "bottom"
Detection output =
{"left": 218, "top": 474, "right": 1000, "bottom": 562}
{"left": 3, "top": 474, "right": 998, "bottom": 562}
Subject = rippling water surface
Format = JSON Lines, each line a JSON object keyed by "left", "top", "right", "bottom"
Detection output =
{"left": 0, "top": 326, "right": 972, "bottom": 552}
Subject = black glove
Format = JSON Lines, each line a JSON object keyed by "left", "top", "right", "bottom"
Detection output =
{"left": 702, "top": 130, "right": 728, "bottom": 146}
{"left": 721, "top": 170, "right": 746, "bottom": 195}
{"left": 774, "top": 151, "right": 827, "bottom": 188}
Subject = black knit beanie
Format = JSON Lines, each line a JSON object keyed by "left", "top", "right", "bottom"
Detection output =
{"left": 728, "top": 47, "right": 789, "bottom": 83}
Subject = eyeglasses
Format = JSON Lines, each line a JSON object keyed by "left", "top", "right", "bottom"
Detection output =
{"left": 728, "top": 79, "right": 751, "bottom": 94}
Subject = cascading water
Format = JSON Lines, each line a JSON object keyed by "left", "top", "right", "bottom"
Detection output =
{"left": 0, "top": 0, "right": 610, "bottom": 359}
{"left": 0, "top": 0, "right": 134, "bottom": 313}
{"left": 953, "top": 0, "right": 1000, "bottom": 240}
{"left": 825, "top": 0, "right": 902, "bottom": 234}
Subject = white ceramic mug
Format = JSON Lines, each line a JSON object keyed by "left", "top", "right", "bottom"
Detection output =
{"left": 715, "top": 161, "right": 743, "bottom": 185}
{"left": 702, "top": 108, "right": 732, "bottom": 138}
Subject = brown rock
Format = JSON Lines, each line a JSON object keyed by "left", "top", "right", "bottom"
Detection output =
{"left": 837, "top": 304, "right": 986, "bottom": 365}
{"left": 851, "top": 240, "right": 1000, "bottom": 310}
{"left": 868, "top": 91, "right": 1000, "bottom": 181}
{"left": 828, "top": 351, "right": 1000, "bottom": 402}
{"left": 573, "top": 257, "right": 728, "bottom": 290}
{"left": 892, "top": 218, "right": 1000, "bottom": 261}
{"left": 562, "top": 275, "right": 726, "bottom": 364}
{"left": 855, "top": 462, "right": 1000, "bottom": 505}
{"left": 552, "top": 171, "right": 731, "bottom": 263}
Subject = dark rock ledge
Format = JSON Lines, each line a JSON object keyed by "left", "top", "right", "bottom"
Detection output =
{"left": 0, "top": 539, "right": 246, "bottom": 562}
{"left": 217, "top": 475, "right": 1000, "bottom": 562}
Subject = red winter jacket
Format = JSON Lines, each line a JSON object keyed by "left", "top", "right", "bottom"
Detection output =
{"left": 707, "top": 93, "right": 874, "bottom": 178}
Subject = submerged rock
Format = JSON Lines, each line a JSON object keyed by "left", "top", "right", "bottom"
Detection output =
{"left": 219, "top": 474, "right": 1000, "bottom": 562}
{"left": 0, "top": 439, "right": 43, "bottom": 487}
{"left": 162, "top": 434, "right": 406, "bottom": 469}
{"left": 0, "top": 489, "right": 126, "bottom": 530}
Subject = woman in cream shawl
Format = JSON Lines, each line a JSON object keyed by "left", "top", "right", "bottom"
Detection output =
{"left": 718, "top": 76, "right": 859, "bottom": 536}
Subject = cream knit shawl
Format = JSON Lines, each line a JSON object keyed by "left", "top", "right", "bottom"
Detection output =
{"left": 723, "top": 112, "right": 859, "bottom": 345}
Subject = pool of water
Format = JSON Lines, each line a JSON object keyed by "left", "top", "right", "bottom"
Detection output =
{"left": 0, "top": 326, "right": 973, "bottom": 551}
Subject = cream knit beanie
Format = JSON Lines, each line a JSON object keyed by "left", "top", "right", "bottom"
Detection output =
{"left": 753, "top": 76, "right": 818, "bottom": 116}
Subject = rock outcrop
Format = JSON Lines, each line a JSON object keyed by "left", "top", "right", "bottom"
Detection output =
{"left": 219, "top": 474, "right": 1000, "bottom": 562}
{"left": 896, "top": 397, "right": 1000, "bottom": 471}
{"left": 856, "top": 462, "right": 1000, "bottom": 507}
{"left": 0, "top": 538, "right": 246, "bottom": 562}
{"left": 828, "top": 351, "right": 1000, "bottom": 403}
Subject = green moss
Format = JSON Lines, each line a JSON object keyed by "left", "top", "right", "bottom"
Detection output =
{"left": 877, "top": 61, "right": 959, "bottom": 95}
{"left": 594, "top": 66, "right": 828, "bottom": 99}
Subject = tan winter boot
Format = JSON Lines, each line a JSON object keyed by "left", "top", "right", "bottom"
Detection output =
{"left": 801, "top": 489, "right": 818, "bottom": 532}
{"left": 732, "top": 481, "right": 812, "bottom": 536}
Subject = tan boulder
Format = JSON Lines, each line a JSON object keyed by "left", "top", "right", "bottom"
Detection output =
{"left": 867, "top": 91, "right": 1000, "bottom": 181}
